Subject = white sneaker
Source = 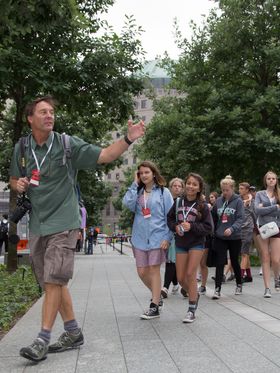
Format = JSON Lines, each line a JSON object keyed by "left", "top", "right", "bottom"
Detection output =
{"left": 235, "top": 285, "right": 242, "bottom": 295}
{"left": 212, "top": 288, "right": 221, "bottom": 300}
{"left": 182, "top": 311, "right": 196, "bottom": 323}
{"left": 259, "top": 268, "right": 263, "bottom": 276}
{"left": 171, "top": 284, "right": 179, "bottom": 294}
{"left": 264, "top": 288, "right": 272, "bottom": 298}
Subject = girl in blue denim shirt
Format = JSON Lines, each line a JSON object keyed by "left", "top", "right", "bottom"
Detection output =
{"left": 123, "top": 161, "right": 173, "bottom": 319}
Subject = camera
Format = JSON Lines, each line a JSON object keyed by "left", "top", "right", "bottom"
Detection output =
{"left": 10, "top": 194, "right": 32, "bottom": 224}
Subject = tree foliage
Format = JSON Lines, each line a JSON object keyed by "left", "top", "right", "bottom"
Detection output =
{"left": 0, "top": 0, "right": 144, "bottom": 270}
{"left": 112, "top": 168, "right": 135, "bottom": 230}
{"left": 140, "top": 0, "right": 280, "bottom": 190}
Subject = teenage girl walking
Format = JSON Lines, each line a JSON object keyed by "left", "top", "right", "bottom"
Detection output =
{"left": 161, "top": 178, "right": 184, "bottom": 298}
{"left": 254, "top": 171, "right": 280, "bottom": 298}
{"left": 167, "top": 173, "right": 213, "bottom": 323}
{"left": 123, "top": 161, "right": 173, "bottom": 319}
{"left": 211, "top": 175, "right": 244, "bottom": 299}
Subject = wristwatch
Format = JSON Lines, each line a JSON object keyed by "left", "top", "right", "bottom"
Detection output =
{"left": 124, "top": 135, "right": 133, "bottom": 146}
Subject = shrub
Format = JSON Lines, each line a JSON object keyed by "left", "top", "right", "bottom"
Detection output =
{"left": 0, "top": 265, "right": 40, "bottom": 332}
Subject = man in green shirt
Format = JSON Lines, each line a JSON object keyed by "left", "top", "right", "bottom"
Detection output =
{"left": 9, "top": 96, "right": 145, "bottom": 362}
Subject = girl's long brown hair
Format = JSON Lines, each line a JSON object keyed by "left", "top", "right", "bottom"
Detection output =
{"left": 137, "top": 161, "right": 166, "bottom": 192}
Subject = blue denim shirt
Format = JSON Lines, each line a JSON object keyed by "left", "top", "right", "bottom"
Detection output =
{"left": 123, "top": 182, "right": 174, "bottom": 250}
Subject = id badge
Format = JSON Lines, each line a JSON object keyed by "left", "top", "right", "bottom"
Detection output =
{"left": 142, "top": 207, "right": 151, "bottom": 219}
{"left": 30, "top": 169, "right": 40, "bottom": 187}
{"left": 221, "top": 214, "right": 228, "bottom": 223}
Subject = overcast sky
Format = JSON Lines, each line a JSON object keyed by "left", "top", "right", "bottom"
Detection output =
{"left": 103, "top": 0, "right": 216, "bottom": 60}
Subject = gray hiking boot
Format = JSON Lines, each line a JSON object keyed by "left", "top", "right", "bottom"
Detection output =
{"left": 48, "top": 329, "right": 84, "bottom": 353}
{"left": 20, "top": 338, "right": 48, "bottom": 362}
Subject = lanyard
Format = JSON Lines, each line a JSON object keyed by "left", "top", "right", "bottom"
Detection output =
{"left": 221, "top": 201, "right": 228, "bottom": 215}
{"left": 143, "top": 190, "right": 150, "bottom": 209}
{"left": 182, "top": 200, "right": 196, "bottom": 222}
{"left": 31, "top": 133, "right": 54, "bottom": 171}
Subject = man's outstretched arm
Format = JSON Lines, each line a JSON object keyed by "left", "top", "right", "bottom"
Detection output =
{"left": 97, "top": 119, "right": 145, "bottom": 164}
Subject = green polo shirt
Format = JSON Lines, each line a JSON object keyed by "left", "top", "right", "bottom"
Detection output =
{"left": 9, "top": 131, "right": 102, "bottom": 236}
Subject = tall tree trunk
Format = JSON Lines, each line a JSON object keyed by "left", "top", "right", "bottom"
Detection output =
{"left": 7, "top": 188, "right": 18, "bottom": 272}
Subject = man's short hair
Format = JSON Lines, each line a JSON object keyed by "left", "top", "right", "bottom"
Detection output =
{"left": 249, "top": 185, "right": 256, "bottom": 191}
{"left": 24, "top": 95, "right": 56, "bottom": 124}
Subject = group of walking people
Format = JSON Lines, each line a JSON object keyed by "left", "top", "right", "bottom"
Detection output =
{"left": 123, "top": 163, "right": 280, "bottom": 323}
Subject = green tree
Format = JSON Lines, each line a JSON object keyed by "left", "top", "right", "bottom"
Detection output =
{"left": 0, "top": 0, "right": 144, "bottom": 271}
{"left": 140, "top": 0, "right": 280, "bottom": 190}
{"left": 112, "top": 168, "right": 135, "bottom": 230}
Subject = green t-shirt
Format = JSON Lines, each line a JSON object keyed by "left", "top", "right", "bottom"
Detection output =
{"left": 9, "top": 131, "right": 102, "bottom": 236}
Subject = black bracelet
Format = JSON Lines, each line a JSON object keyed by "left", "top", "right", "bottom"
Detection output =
{"left": 124, "top": 135, "right": 133, "bottom": 146}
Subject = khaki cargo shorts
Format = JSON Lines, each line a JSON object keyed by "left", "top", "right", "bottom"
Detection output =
{"left": 29, "top": 229, "right": 79, "bottom": 289}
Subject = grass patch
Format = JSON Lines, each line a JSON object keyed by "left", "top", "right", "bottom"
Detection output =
{"left": 0, "top": 264, "right": 40, "bottom": 334}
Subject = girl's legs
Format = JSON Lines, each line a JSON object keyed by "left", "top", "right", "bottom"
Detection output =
{"left": 137, "top": 265, "right": 161, "bottom": 305}
{"left": 200, "top": 248, "right": 208, "bottom": 288}
{"left": 177, "top": 249, "right": 203, "bottom": 322}
{"left": 162, "top": 262, "right": 175, "bottom": 292}
{"left": 214, "top": 238, "right": 228, "bottom": 291}
{"left": 253, "top": 232, "right": 263, "bottom": 275}
{"left": 186, "top": 249, "right": 204, "bottom": 303}
{"left": 269, "top": 238, "right": 280, "bottom": 290}
{"left": 258, "top": 237, "right": 271, "bottom": 289}
{"left": 176, "top": 252, "right": 189, "bottom": 292}
{"left": 171, "top": 262, "right": 178, "bottom": 286}
{"left": 228, "top": 240, "right": 242, "bottom": 286}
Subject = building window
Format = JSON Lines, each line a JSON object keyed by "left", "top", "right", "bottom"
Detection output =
{"left": 116, "top": 132, "right": 120, "bottom": 138}
{"left": 107, "top": 173, "right": 111, "bottom": 180}
{"left": 141, "top": 100, "right": 147, "bottom": 109}
{"left": 106, "top": 204, "right": 110, "bottom": 216}
{"left": 114, "top": 186, "right": 119, "bottom": 192}
{"left": 124, "top": 158, "right": 128, "bottom": 165}
{"left": 116, "top": 173, "right": 120, "bottom": 180}
{"left": 141, "top": 116, "right": 146, "bottom": 122}
{"left": 133, "top": 156, "right": 137, "bottom": 164}
{"left": 134, "top": 101, "right": 139, "bottom": 109}
{"left": 114, "top": 208, "right": 118, "bottom": 216}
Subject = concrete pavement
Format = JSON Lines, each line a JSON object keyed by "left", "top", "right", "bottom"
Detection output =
{"left": 1, "top": 243, "right": 280, "bottom": 372}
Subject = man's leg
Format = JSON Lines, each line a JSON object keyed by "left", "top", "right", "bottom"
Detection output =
{"left": 59, "top": 286, "right": 75, "bottom": 321}
{"left": 42, "top": 284, "right": 63, "bottom": 329}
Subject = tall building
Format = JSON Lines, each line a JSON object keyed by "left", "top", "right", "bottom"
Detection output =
{"left": 101, "top": 60, "right": 177, "bottom": 232}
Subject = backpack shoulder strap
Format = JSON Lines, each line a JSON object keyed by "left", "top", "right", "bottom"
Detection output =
{"left": 61, "top": 133, "right": 76, "bottom": 185}
{"left": 175, "top": 197, "right": 181, "bottom": 223}
{"left": 18, "top": 135, "right": 30, "bottom": 177}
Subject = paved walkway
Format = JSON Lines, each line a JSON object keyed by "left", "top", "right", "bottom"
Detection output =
{"left": 1, "top": 243, "right": 280, "bottom": 373}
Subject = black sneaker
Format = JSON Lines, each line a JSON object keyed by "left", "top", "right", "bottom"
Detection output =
{"left": 150, "top": 297, "right": 164, "bottom": 311}
{"left": 140, "top": 305, "right": 160, "bottom": 320}
{"left": 198, "top": 285, "right": 206, "bottom": 295}
{"left": 48, "top": 329, "right": 84, "bottom": 353}
{"left": 180, "top": 288, "right": 188, "bottom": 298}
{"left": 20, "top": 338, "right": 48, "bottom": 362}
{"left": 243, "top": 276, "right": 253, "bottom": 283}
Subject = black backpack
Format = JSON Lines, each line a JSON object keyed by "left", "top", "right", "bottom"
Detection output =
{"left": 0, "top": 221, "right": 8, "bottom": 239}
